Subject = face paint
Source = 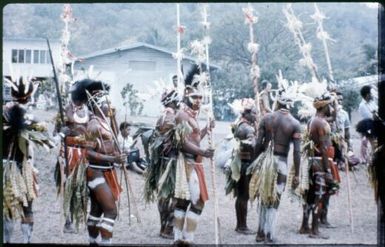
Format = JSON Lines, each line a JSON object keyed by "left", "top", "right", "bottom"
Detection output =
{"left": 188, "top": 95, "right": 202, "bottom": 111}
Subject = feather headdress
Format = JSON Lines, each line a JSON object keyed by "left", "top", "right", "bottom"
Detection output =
{"left": 228, "top": 98, "right": 256, "bottom": 116}
{"left": 184, "top": 63, "right": 206, "bottom": 96}
{"left": 3, "top": 104, "right": 27, "bottom": 134}
{"left": 4, "top": 74, "right": 38, "bottom": 104}
{"left": 273, "top": 70, "right": 331, "bottom": 119}
{"left": 70, "top": 78, "right": 110, "bottom": 103}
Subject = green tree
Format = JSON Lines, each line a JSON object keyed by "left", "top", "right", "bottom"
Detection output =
{"left": 340, "top": 84, "right": 361, "bottom": 119}
{"left": 120, "top": 83, "right": 144, "bottom": 116}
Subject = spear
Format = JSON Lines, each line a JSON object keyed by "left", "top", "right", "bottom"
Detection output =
{"left": 311, "top": 3, "right": 335, "bottom": 82}
{"left": 86, "top": 90, "right": 141, "bottom": 223}
{"left": 201, "top": 4, "right": 221, "bottom": 245}
{"left": 243, "top": 3, "right": 261, "bottom": 123}
{"left": 117, "top": 102, "right": 131, "bottom": 224}
{"left": 46, "top": 38, "right": 67, "bottom": 236}
{"left": 343, "top": 140, "right": 354, "bottom": 233}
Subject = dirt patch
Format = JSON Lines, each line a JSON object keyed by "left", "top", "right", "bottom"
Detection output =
{"left": 6, "top": 109, "right": 377, "bottom": 245}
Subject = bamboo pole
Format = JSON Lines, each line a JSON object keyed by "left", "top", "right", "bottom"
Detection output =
{"left": 201, "top": 5, "right": 220, "bottom": 244}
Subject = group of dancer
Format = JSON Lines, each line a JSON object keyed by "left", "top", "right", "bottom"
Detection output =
{"left": 3, "top": 65, "right": 378, "bottom": 245}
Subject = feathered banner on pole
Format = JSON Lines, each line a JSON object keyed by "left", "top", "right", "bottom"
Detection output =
{"left": 283, "top": 4, "right": 321, "bottom": 83}
{"left": 190, "top": 4, "right": 220, "bottom": 244}
{"left": 59, "top": 4, "right": 77, "bottom": 98}
{"left": 311, "top": 3, "right": 336, "bottom": 83}
{"left": 242, "top": 3, "right": 261, "bottom": 120}
{"left": 173, "top": 3, "right": 186, "bottom": 97}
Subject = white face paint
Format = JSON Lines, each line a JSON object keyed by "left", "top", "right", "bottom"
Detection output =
{"left": 188, "top": 95, "right": 202, "bottom": 111}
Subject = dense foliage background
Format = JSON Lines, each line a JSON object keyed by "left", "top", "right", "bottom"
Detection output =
{"left": 3, "top": 3, "right": 378, "bottom": 120}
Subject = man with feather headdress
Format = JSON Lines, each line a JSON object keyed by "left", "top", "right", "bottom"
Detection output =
{"left": 144, "top": 87, "right": 180, "bottom": 239}
{"left": 299, "top": 92, "right": 340, "bottom": 239}
{"left": 54, "top": 79, "right": 105, "bottom": 233}
{"left": 224, "top": 98, "right": 258, "bottom": 235}
{"left": 172, "top": 64, "right": 215, "bottom": 245}
{"left": 3, "top": 76, "right": 54, "bottom": 243}
{"left": 81, "top": 79, "right": 126, "bottom": 244}
{"left": 249, "top": 93, "right": 301, "bottom": 243}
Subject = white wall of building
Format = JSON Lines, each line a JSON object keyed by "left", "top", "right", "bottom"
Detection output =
{"left": 74, "top": 46, "right": 197, "bottom": 117}
{"left": 2, "top": 38, "right": 61, "bottom": 79}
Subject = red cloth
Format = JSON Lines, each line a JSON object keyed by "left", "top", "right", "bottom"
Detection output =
{"left": 103, "top": 169, "right": 122, "bottom": 201}
{"left": 326, "top": 146, "right": 340, "bottom": 183}
{"left": 329, "top": 160, "right": 341, "bottom": 183}
{"left": 194, "top": 161, "right": 209, "bottom": 203}
{"left": 65, "top": 146, "right": 87, "bottom": 174}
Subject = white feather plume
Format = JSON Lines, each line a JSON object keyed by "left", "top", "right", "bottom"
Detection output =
{"left": 316, "top": 30, "right": 335, "bottom": 42}
{"left": 228, "top": 98, "right": 255, "bottom": 115}
{"left": 276, "top": 70, "right": 289, "bottom": 91}
{"left": 300, "top": 43, "right": 312, "bottom": 55}
{"left": 202, "top": 36, "right": 212, "bottom": 45}
{"left": 4, "top": 77, "right": 19, "bottom": 92}
{"left": 247, "top": 42, "right": 259, "bottom": 54}
{"left": 172, "top": 49, "right": 185, "bottom": 60}
{"left": 310, "top": 5, "right": 325, "bottom": 22}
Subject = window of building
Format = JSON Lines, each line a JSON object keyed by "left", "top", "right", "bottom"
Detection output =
{"left": 129, "top": 60, "right": 156, "bottom": 71}
{"left": 11, "top": 49, "right": 18, "bottom": 63}
{"left": 33, "top": 50, "right": 39, "bottom": 64}
{"left": 25, "top": 50, "right": 32, "bottom": 63}
{"left": 18, "top": 49, "right": 25, "bottom": 63}
{"left": 39, "top": 50, "right": 47, "bottom": 64}
{"left": 47, "top": 51, "right": 51, "bottom": 64}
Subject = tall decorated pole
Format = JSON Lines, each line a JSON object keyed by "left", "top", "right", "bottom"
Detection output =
{"left": 311, "top": 3, "right": 335, "bottom": 82}
{"left": 243, "top": 4, "right": 261, "bottom": 121}
{"left": 283, "top": 4, "right": 321, "bottom": 83}
{"left": 173, "top": 3, "right": 185, "bottom": 96}
{"left": 58, "top": 4, "right": 76, "bottom": 98}
{"left": 201, "top": 4, "right": 220, "bottom": 244}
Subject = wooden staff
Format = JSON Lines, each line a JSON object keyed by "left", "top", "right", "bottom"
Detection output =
{"left": 343, "top": 141, "right": 354, "bottom": 233}
{"left": 86, "top": 90, "right": 141, "bottom": 223}
{"left": 117, "top": 103, "right": 131, "bottom": 224}
{"left": 47, "top": 38, "right": 67, "bottom": 236}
